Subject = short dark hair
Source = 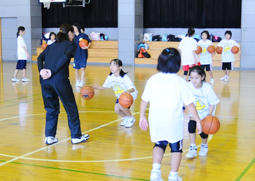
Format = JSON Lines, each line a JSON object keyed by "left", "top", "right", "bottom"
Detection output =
{"left": 49, "top": 32, "right": 56, "bottom": 39}
{"left": 201, "top": 30, "right": 210, "bottom": 39}
{"left": 57, "top": 23, "right": 74, "bottom": 42}
{"left": 157, "top": 48, "right": 181, "bottom": 73}
{"left": 189, "top": 66, "right": 206, "bottom": 82}
{"left": 225, "top": 30, "right": 232, "bottom": 38}
{"left": 72, "top": 23, "right": 81, "bottom": 33}
{"left": 109, "top": 59, "right": 127, "bottom": 77}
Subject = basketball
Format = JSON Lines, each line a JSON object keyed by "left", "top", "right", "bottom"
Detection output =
{"left": 41, "top": 43, "right": 48, "bottom": 50}
{"left": 207, "top": 45, "right": 215, "bottom": 53}
{"left": 80, "top": 85, "right": 94, "bottom": 100}
{"left": 119, "top": 93, "right": 133, "bottom": 108}
{"left": 201, "top": 115, "right": 220, "bottom": 134}
{"left": 195, "top": 46, "right": 202, "bottom": 54}
{"left": 216, "top": 47, "right": 223, "bottom": 54}
{"left": 231, "top": 46, "right": 239, "bottom": 54}
{"left": 79, "top": 39, "right": 89, "bottom": 48}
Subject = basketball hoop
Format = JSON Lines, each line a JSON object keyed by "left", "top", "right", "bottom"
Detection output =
{"left": 42, "top": 0, "right": 51, "bottom": 9}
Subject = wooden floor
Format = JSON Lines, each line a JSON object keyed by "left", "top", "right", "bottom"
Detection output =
{"left": 0, "top": 62, "right": 254, "bottom": 181}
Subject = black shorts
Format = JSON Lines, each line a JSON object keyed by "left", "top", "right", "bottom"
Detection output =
{"left": 154, "top": 140, "right": 183, "bottom": 153}
{"left": 222, "top": 62, "right": 233, "bottom": 70}
{"left": 201, "top": 64, "right": 212, "bottom": 71}
{"left": 16, "top": 60, "right": 27, "bottom": 70}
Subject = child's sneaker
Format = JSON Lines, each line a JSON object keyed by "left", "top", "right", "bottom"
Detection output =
{"left": 125, "top": 116, "right": 135, "bottom": 128}
{"left": 45, "top": 136, "right": 58, "bottom": 145}
{"left": 185, "top": 146, "right": 197, "bottom": 158}
{"left": 150, "top": 169, "right": 163, "bottom": 181}
{"left": 71, "top": 134, "right": 89, "bottom": 144}
{"left": 12, "top": 77, "right": 20, "bottom": 82}
{"left": 22, "top": 77, "right": 30, "bottom": 82}
{"left": 199, "top": 144, "right": 208, "bottom": 156}
{"left": 210, "top": 78, "right": 214, "bottom": 84}
{"left": 79, "top": 80, "right": 84, "bottom": 87}
{"left": 224, "top": 76, "right": 229, "bottom": 82}
{"left": 168, "top": 175, "right": 182, "bottom": 181}
{"left": 220, "top": 75, "right": 226, "bottom": 80}
{"left": 121, "top": 116, "right": 128, "bottom": 126}
{"left": 76, "top": 80, "right": 80, "bottom": 87}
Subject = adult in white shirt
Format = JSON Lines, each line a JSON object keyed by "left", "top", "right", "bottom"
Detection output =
{"left": 178, "top": 27, "right": 198, "bottom": 81}
{"left": 217, "top": 31, "right": 241, "bottom": 82}
{"left": 12, "top": 26, "right": 30, "bottom": 82}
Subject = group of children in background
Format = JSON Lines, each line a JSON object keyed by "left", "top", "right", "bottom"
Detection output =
{"left": 15, "top": 25, "right": 239, "bottom": 181}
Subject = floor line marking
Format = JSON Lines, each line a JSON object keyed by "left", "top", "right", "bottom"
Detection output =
{"left": 236, "top": 158, "right": 255, "bottom": 181}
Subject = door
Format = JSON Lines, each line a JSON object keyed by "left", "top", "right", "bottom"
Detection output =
{"left": 241, "top": 0, "right": 255, "bottom": 68}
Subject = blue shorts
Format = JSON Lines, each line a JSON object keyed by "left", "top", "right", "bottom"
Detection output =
{"left": 73, "top": 59, "right": 87, "bottom": 69}
{"left": 154, "top": 140, "right": 183, "bottom": 153}
{"left": 16, "top": 60, "right": 27, "bottom": 70}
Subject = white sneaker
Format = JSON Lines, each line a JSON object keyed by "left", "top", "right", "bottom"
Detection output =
{"left": 76, "top": 80, "right": 80, "bottom": 87}
{"left": 150, "top": 169, "right": 163, "bottom": 181}
{"left": 71, "top": 134, "right": 89, "bottom": 144}
{"left": 45, "top": 136, "right": 58, "bottom": 145}
{"left": 121, "top": 116, "right": 128, "bottom": 126}
{"left": 12, "top": 77, "right": 20, "bottom": 82}
{"left": 224, "top": 76, "right": 229, "bottom": 82}
{"left": 168, "top": 175, "right": 182, "bottom": 181}
{"left": 22, "top": 77, "right": 30, "bottom": 82}
{"left": 185, "top": 146, "right": 197, "bottom": 158}
{"left": 220, "top": 75, "right": 226, "bottom": 80}
{"left": 210, "top": 78, "right": 214, "bottom": 84}
{"left": 199, "top": 144, "right": 208, "bottom": 156}
{"left": 79, "top": 80, "right": 84, "bottom": 87}
{"left": 125, "top": 116, "right": 135, "bottom": 128}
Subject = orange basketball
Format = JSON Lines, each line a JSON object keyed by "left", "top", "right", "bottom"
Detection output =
{"left": 201, "top": 115, "right": 220, "bottom": 134}
{"left": 80, "top": 85, "right": 94, "bottom": 100}
{"left": 119, "top": 93, "right": 133, "bottom": 108}
{"left": 195, "top": 46, "right": 202, "bottom": 54}
{"left": 216, "top": 47, "right": 223, "bottom": 54}
{"left": 207, "top": 45, "right": 215, "bottom": 53}
{"left": 41, "top": 43, "right": 48, "bottom": 50}
{"left": 231, "top": 46, "right": 239, "bottom": 54}
{"left": 79, "top": 39, "right": 88, "bottom": 48}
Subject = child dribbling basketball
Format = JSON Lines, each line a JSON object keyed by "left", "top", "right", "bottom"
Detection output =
{"left": 139, "top": 48, "right": 202, "bottom": 181}
{"left": 198, "top": 31, "right": 215, "bottom": 84}
{"left": 92, "top": 59, "right": 138, "bottom": 128}
{"left": 186, "top": 66, "right": 219, "bottom": 158}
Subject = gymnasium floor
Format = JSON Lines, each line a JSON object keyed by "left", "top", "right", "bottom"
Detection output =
{"left": 0, "top": 62, "right": 254, "bottom": 181}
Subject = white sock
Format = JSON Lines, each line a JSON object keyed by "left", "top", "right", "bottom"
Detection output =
{"left": 152, "top": 163, "right": 161, "bottom": 170}
{"left": 190, "top": 144, "right": 196, "bottom": 148}
{"left": 170, "top": 171, "right": 178, "bottom": 177}
{"left": 202, "top": 143, "right": 208, "bottom": 147}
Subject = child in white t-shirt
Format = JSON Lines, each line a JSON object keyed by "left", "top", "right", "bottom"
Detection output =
{"left": 47, "top": 32, "right": 56, "bottom": 45}
{"left": 92, "top": 59, "right": 138, "bottom": 128}
{"left": 12, "top": 26, "right": 30, "bottom": 82}
{"left": 139, "top": 48, "right": 202, "bottom": 181}
{"left": 186, "top": 66, "right": 220, "bottom": 158}
{"left": 198, "top": 31, "right": 215, "bottom": 84}
{"left": 217, "top": 31, "right": 241, "bottom": 82}
{"left": 178, "top": 27, "right": 199, "bottom": 81}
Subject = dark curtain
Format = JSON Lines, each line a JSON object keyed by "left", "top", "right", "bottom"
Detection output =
{"left": 144, "top": 0, "right": 241, "bottom": 28}
{"left": 42, "top": 0, "right": 117, "bottom": 28}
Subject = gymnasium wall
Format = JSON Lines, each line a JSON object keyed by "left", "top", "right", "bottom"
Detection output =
{"left": 0, "top": 0, "right": 41, "bottom": 61}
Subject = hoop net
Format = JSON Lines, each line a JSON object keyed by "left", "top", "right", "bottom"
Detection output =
{"left": 42, "top": 0, "right": 51, "bottom": 9}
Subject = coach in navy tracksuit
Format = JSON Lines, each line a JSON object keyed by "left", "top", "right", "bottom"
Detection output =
{"left": 37, "top": 23, "right": 89, "bottom": 145}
